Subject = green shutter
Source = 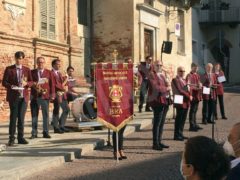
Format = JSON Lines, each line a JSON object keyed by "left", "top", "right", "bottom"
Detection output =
{"left": 78, "top": 0, "right": 88, "bottom": 26}
{"left": 48, "top": 0, "right": 56, "bottom": 40}
{"left": 39, "top": 0, "right": 56, "bottom": 40}
{"left": 40, "top": 0, "right": 47, "bottom": 38}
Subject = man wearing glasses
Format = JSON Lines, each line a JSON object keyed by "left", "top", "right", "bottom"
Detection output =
{"left": 30, "top": 57, "right": 54, "bottom": 139}
{"left": 2, "top": 51, "right": 33, "bottom": 146}
{"left": 171, "top": 66, "right": 192, "bottom": 141}
{"left": 138, "top": 56, "right": 153, "bottom": 113}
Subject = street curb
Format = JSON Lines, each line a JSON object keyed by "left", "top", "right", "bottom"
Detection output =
{"left": 0, "top": 114, "right": 153, "bottom": 180}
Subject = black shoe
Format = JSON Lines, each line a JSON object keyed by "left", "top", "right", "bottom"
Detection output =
{"left": 54, "top": 128, "right": 64, "bottom": 134}
{"left": 181, "top": 136, "right": 189, "bottom": 140}
{"left": 8, "top": 140, "right": 14, "bottom": 146}
{"left": 196, "top": 125, "right": 203, "bottom": 130}
{"left": 145, "top": 108, "right": 152, "bottom": 112}
{"left": 189, "top": 127, "right": 198, "bottom": 132}
{"left": 138, "top": 108, "right": 142, "bottom": 113}
{"left": 18, "top": 138, "right": 29, "bottom": 144}
{"left": 159, "top": 143, "right": 169, "bottom": 148}
{"left": 43, "top": 133, "right": 51, "bottom": 138}
{"left": 207, "top": 121, "right": 215, "bottom": 124}
{"left": 222, "top": 116, "right": 228, "bottom": 120}
{"left": 152, "top": 145, "right": 163, "bottom": 151}
{"left": 174, "top": 137, "right": 184, "bottom": 141}
{"left": 60, "top": 127, "right": 70, "bottom": 132}
{"left": 30, "top": 135, "right": 38, "bottom": 139}
{"left": 202, "top": 121, "right": 208, "bottom": 125}
{"left": 113, "top": 152, "right": 122, "bottom": 160}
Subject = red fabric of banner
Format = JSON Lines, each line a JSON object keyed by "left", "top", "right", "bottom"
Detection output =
{"left": 96, "top": 64, "right": 133, "bottom": 132}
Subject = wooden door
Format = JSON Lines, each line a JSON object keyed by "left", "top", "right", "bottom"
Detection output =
{"left": 144, "top": 29, "right": 153, "bottom": 57}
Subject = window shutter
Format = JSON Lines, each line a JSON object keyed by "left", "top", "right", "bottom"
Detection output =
{"left": 78, "top": 0, "right": 88, "bottom": 26}
{"left": 40, "top": 0, "right": 47, "bottom": 38}
{"left": 48, "top": 0, "right": 56, "bottom": 40}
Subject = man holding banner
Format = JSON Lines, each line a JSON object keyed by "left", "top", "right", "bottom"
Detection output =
{"left": 95, "top": 63, "right": 133, "bottom": 160}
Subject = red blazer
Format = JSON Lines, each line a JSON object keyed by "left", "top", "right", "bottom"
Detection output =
{"left": 171, "top": 76, "right": 191, "bottom": 109}
{"left": 215, "top": 71, "right": 225, "bottom": 95}
{"left": 2, "top": 65, "right": 33, "bottom": 103}
{"left": 51, "top": 70, "right": 67, "bottom": 101}
{"left": 201, "top": 73, "right": 217, "bottom": 100}
{"left": 186, "top": 72, "right": 202, "bottom": 102}
{"left": 147, "top": 71, "right": 168, "bottom": 107}
{"left": 31, "top": 69, "right": 55, "bottom": 100}
{"left": 138, "top": 62, "right": 153, "bottom": 81}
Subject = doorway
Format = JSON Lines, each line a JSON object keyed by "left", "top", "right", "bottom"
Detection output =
{"left": 144, "top": 29, "right": 153, "bottom": 57}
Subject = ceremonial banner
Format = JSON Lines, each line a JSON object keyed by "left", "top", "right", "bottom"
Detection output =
{"left": 96, "top": 63, "right": 133, "bottom": 132}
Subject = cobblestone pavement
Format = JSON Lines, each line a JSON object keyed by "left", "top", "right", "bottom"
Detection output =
{"left": 26, "top": 87, "right": 240, "bottom": 180}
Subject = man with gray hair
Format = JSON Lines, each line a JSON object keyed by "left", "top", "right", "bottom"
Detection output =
{"left": 201, "top": 63, "right": 218, "bottom": 124}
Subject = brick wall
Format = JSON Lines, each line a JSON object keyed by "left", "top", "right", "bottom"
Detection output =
{"left": 0, "top": 0, "right": 88, "bottom": 122}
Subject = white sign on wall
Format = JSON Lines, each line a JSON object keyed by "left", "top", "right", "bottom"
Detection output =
{"left": 175, "top": 23, "right": 181, "bottom": 37}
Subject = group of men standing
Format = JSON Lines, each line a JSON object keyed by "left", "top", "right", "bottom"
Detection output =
{"left": 2, "top": 51, "right": 78, "bottom": 146}
{"left": 138, "top": 56, "right": 227, "bottom": 150}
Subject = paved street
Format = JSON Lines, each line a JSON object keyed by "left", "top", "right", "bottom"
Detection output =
{"left": 24, "top": 86, "right": 240, "bottom": 180}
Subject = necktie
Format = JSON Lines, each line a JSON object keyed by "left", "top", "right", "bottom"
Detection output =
{"left": 17, "top": 68, "right": 22, "bottom": 84}
{"left": 39, "top": 70, "right": 43, "bottom": 78}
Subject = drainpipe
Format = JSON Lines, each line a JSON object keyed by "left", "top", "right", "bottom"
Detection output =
{"left": 67, "top": 0, "right": 71, "bottom": 66}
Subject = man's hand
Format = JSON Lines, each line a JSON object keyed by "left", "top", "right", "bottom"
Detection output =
{"left": 190, "top": 95, "right": 193, "bottom": 101}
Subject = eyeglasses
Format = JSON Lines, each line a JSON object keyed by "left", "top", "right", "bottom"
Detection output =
{"left": 179, "top": 70, "right": 185, "bottom": 72}
{"left": 156, "top": 64, "right": 162, "bottom": 67}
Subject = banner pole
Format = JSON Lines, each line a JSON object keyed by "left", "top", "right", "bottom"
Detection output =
{"left": 116, "top": 131, "right": 119, "bottom": 163}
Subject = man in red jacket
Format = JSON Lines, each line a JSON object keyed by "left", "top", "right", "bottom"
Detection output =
{"left": 51, "top": 59, "right": 70, "bottom": 133}
{"left": 30, "top": 57, "right": 55, "bottom": 139}
{"left": 172, "top": 66, "right": 192, "bottom": 141}
{"left": 148, "top": 61, "right": 170, "bottom": 150}
{"left": 201, "top": 63, "right": 218, "bottom": 124}
{"left": 2, "top": 51, "right": 33, "bottom": 146}
{"left": 214, "top": 63, "right": 227, "bottom": 120}
{"left": 186, "top": 63, "right": 203, "bottom": 132}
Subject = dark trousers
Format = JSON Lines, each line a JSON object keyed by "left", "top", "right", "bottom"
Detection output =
{"left": 189, "top": 101, "right": 199, "bottom": 128}
{"left": 202, "top": 99, "right": 216, "bottom": 123}
{"left": 152, "top": 105, "right": 166, "bottom": 146}
{"left": 30, "top": 98, "right": 49, "bottom": 135}
{"left": 139, "top": 79, "right": 150, "bottom": 110}
{"left": 67, "top": 93, "right": 78, "bottom": 103}
{"left": 52, "top": 98, "right": 70, "bottom": 129}
{"left": 9, "top": 97, "right": 27, "bottom": 141}
{"left": 174, "top": 107, "right": 188, "bottom": 138}
{"left": 112, "top": 125, "right": 126, "bottom": 152}
{"left": 215, "top": 95, "right": 226, "bottom": 118}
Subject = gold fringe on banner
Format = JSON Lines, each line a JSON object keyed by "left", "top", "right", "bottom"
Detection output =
{"left": 97, "top": 116, "right": 133, "bottom": 132}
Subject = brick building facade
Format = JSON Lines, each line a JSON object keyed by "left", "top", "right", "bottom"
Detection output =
{"left": 0, "top": 0, "right": 89, "bottom": 121}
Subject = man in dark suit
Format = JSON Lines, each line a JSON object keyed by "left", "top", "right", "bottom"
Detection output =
{"left": 186, "top": 63, "right": 203, "bottom": 132}
{"left": 171, "top": 66, "right": 192, "bottom": 141}
{"left": 30, "top": 57, "right": 54, "bottom": 139}
{"left": 2, "top": 51, "right": 33, "bottom": 146}
{"left": 201, "top": 63, "right": 218, "bottom": 124}
{"left": 138, "top": 56, "right": 153, "bottom": 113}
{"left": 148, "top": 61, "right": 170, "bottom": 150}
{"left": 225, "top": 123, "right": 240, "bottom": 180}
{"left": 51, "top": 59, "right": 70, "bottom": 133}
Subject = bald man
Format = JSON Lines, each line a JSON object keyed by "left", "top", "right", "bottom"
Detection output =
{"left": 225, "top": 123, "right": 240, "bottom": 179}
